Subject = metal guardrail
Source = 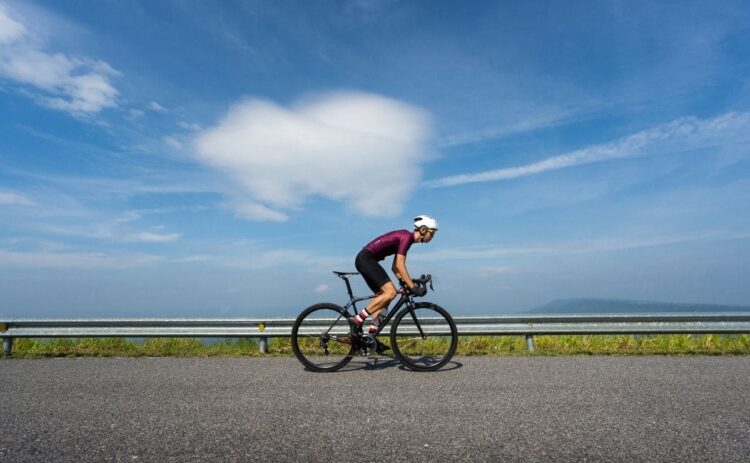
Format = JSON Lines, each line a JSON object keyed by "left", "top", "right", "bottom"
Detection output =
{"left": 2, "top": 313, "right": 750, "bottom": 356}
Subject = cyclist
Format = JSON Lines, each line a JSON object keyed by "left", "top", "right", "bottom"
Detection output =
{"left": 352, "top": 215, "right": 438, "bottom": 351}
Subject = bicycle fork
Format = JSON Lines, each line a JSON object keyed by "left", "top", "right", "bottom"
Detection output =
{"left": 406, "top": 304, "right": 428, "bottom": 340}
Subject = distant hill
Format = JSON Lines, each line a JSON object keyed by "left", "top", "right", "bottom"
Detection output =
{"left": 527, "top": 298, "right": 750, "bottom": 314}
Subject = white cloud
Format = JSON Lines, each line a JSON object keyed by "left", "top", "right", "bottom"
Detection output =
{"left": 115, "top": 211, "right": 142, "bottom": 223}
{"left": 194, "top": 91, "right": 432, "bottom": 221}
{"left": 178, "top": 121, "right": 202, "bottom": 131}
{"left": 416, "top": 230, "right": 750, "bottom": 262}
{"left": 0, "top": 191, "right": 35, "bottom": 206}
{"left": 177, "top": 255, "right": 211, "bottom": 263}
{"left": 15, "top": 221, "right": 183, "bottom": 244}
{"left": 0, "top": 248, "right": 163, "bottom": 269}
{"left": 0, "top": 4, "right": 26, "bottom": 44}
{"left": 0, "top": 4, "right": 119, "bottom": 114}
{"left": 148, "top": 101, "right": 167, "bottom": 112}
{"left": 2, "top": 193, "right": 182, "bottom": 244}
{"left": 125, "top": 232, "right": 181, "bottom": 243}
{"left": 163, "top": 135, "right": 183, "bottom": 149}
{"left": 480, "top": 266, "right": 515, "bottom": 274}
{"left": 241, "top": 249, "right": 324, "bottom": 270}
{"left": 314, "top": 283, "right": 330, "bottom": 293}
{"left": 234, "top": 201, "right": 289, "bottom": 222}
{"left": 173, "top": 242, "right": 348, "bottom": 271}
{"left": 438, "top": 109, "right": 576, "bottom": 148}
{"left": 426, "top": 111, "right": 750, "bottom": 188}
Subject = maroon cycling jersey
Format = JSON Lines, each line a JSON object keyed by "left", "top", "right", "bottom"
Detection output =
{"left": 364, "top": 229, "right": 415, "bottom": 261}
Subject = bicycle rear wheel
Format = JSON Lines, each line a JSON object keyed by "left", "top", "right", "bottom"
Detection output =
{"left": 291, "top": 303, "right": 355, "bottom": 372}
{"left": 390, "top": 302, "right": 458, "bottom": 372}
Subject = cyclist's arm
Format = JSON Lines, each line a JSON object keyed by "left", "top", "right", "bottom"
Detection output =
{"left": 392, "top": 254, "right": 415, "bottom": 289}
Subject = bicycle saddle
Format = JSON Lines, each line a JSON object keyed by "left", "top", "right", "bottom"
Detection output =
{"left": 332, "top": 271, "right": 359, "bottom": 278}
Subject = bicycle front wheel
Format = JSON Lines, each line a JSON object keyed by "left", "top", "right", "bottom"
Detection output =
{"left": 390, "top": 302, "right": 458, "bottom": 372}
{"left": 291, "top": 303, "right": 355, "bottom": 372}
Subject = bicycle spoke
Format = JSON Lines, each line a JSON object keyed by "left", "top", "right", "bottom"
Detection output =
{"left": 292, "top": 303, "right": 355, "bottom": 372}
{"left": 391, "top": 303, "right": 458, "bottom": 371}
{"left": 394, "top": 337, "right": 421, "bottom": 349}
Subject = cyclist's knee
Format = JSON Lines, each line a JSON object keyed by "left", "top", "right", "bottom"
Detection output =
{"left": 382, "top": 285, "right": 397, "bottom": 300}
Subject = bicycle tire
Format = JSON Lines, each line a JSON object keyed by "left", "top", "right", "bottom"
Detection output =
{"left": 291, "top": 303, "right": 355, "bottom": 372}
{"left": 390, "top": 302, "right": 458, "bottom": 372}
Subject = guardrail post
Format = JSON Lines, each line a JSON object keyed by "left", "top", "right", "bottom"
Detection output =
{"left": 525, "top": 335, "right": 535, "bottom": 352}
{"left": 259, "top": 337, "right": 268, "bottom": 354}
{"left": 3, "top": 337, "right": 12, "bottom": 357}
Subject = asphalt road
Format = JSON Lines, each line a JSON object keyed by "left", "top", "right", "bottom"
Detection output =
{"left": 1, "top": 356, "right": 748, "bottom": 462}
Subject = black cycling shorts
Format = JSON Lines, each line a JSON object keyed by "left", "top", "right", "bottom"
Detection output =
{"left": 355, "top": 248, "right": 391, "bottom": 294}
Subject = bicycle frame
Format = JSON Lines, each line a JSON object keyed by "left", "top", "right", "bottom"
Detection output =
{"left": 294, "top": 272, "right": 455, "bottom": 371}
{"left": 338, "top": 275, "right": 427, "bottom": 339}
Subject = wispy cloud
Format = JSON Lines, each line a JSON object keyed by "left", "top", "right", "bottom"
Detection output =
{"left": 169, "top": 240, "right": 348, "bottom": 271}
{"left": 148, "top": 101, "right": 166, "bottom": 112}
{"left": 437, "top": 109, "right": 579, "bottom": 148}
{"left": 0, "top": 3, "right": 26, "bottom": 44}
{"left": 0, "top": 4, "right": 119, "bottom": 115}
{"left": 15, "top": 220, "right": 183, "bottom": 244}
{"left": 178, "top": 121, "right": 202, "bottom": 131}
{"left": 0, "top": 248, "right": 163, "bottom": 269}
{"left": 1, "top": 167, "right": 221, "bottom": 203}
{"left": 163, "top": 135, "right": 183, "bottom": 149}
{"left": 0, "top": 190, "right": 35, "bottom": 206}
{"left": 124, "top": 232, "right": 181, "bottom": 243}
{"left": 176, "top": 255, "right": 212, "bottom": 263}
{"left": 426, "top": 112, "right": 750, "bottom": 188}
{"left": 232, "top": 201, "right": 288, "bottom": 222}
{"left": 194, "top": 91, "right": 432, "bottom": 221}
{"left": 0, "top": 189, "right": 183, "bottom": 244}
{"left": 479, "top": 266, "right": 516, "bottom": 274}
{"left": 222, "top": 248, "right": 344, "bottom": 271}
{"left": 416, "top": 230, "right": 750, "bottom": 261}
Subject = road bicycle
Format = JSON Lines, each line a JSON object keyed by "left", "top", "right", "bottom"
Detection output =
{"left": 291, "top": 271, "right": 458, "bottom": 372}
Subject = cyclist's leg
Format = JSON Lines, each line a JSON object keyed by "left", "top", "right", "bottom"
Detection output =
{"left": 354, "top": 250, "right": 397, "bottom": 326}
{"left": 365, "top": 281, "right": 396, "bottom": 352}
{"left": 364, "top": 281, "right": 397, "bottom": 322}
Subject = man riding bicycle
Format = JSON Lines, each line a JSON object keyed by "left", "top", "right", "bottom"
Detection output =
{"left": 352, "top": 215, "right": 438, "bottom": 351}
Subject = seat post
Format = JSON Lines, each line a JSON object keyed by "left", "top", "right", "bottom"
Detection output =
{"left": 343, "top": 277, "right": 354, "bottom": 299}
{"left": 333, "top": 271, "right": 359, "bottom": 301}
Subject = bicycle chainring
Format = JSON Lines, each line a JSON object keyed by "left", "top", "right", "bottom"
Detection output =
{"left": 357, "top": 334, "right": 377, "bottom": 356}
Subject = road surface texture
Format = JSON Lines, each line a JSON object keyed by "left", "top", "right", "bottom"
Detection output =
{"left": 1, "top": 356, "right": 748, "bottom": 462}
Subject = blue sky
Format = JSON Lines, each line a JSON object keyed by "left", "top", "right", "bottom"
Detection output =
{"left": 1, "top": 0, "right": 749, "bottom": 317}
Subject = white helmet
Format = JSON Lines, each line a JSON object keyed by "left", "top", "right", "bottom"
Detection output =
{"left": 413, "top": 215, "right": 438, "bottom": 231}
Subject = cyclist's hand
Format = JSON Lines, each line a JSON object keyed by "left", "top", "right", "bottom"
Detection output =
{"left": 410, "top": 285, "right": 427, "bottom": 297}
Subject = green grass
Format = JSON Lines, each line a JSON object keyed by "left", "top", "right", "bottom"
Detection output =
{"left": 457, "top": 334, "right": 750, "bottom": 355}
{"left": 7, "top": 337, "right": 263, "bottom": 358}
{"left": 4, "top": 334, "right": 750, "bottom": 358}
